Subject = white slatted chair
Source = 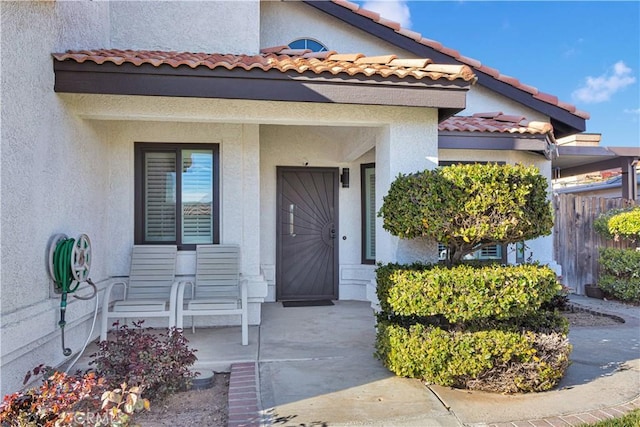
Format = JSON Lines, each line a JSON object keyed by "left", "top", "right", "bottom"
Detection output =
{"left": 176, "top": 245, "right": 248, "bottom": 346}
{"left": 100, "top": 245, "right": 179, "bottom": 341}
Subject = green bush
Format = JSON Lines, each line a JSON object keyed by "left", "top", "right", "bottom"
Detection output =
{"left": 594, "top": 206, "right": 640, "bottom": 242}
{"left": 377, "top": 263, "right": 560, "bottom": 322}
{"left": 598, "top": 248, "right": 640, "bottom": 303}
{"left": 90, "top": 321, "right": 198, "bottom": 401}
{"left": 379, "top": 163, "right": 553, "bottom": 264}
{"left": 607, "top": 207, "right": 640, "bottom": 242}
{"left": 375, "top": 321, "right": 571, "bottom": 393}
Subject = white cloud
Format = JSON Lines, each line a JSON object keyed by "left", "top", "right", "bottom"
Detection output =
{"left": 572, "top": 61, "right": 636, "bottom": 104}
{"left": 623, "top": 108, "right": 640, "bottom": 115}
{"left": 362, "top": 0, "right": 412, "bottom": 28}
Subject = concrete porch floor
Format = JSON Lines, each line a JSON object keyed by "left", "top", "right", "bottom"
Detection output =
{"left": 67, "top": 298, "right": 640, "bottom": 427}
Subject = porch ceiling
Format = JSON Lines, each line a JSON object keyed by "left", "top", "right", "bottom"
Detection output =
{"left": 53, "top": 49, "right": 474, "bottom": 117}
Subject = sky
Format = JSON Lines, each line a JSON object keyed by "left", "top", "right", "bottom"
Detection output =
{"left": 356, "top": 1, "right": 640, "bottom": 147}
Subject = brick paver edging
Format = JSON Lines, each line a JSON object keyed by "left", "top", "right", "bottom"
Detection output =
{"left": 482, "top": 395, "right": 640, "bottom": 427}
{"left": 228, "top": 362, "right": 264, "bottom": 427}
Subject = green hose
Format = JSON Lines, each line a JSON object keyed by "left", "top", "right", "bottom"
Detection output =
{"left": 52, "top": 238, "right": 80, "bottom": 296}
{"left": 52, "top": 238, "right": 80, "bottom": 356}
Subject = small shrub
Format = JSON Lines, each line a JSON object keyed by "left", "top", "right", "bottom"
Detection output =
{"left": 375, "top": 321, "right": 571, "bottom": 393}
{"left": 0, "top": 370, "right": 148, "bottom": 427}
{"left": 90, "top": 321, "right": 198, "bottom": 401}
{"left": 594, "top": 206, "right": 639, "bottom": 243}
{"left": 606, "top": 206, "right": 640, "bottom": 243}
{"left": 598, "top": 248, "right": 640, "bottom": 303}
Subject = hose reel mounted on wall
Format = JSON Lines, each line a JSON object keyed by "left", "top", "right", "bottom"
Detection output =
{"left": 47, "top": 234, "right": 96, "bottom": 356}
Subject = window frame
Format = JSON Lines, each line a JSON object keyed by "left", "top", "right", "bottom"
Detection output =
{"left": 361, "top": 163, "right": 376, "bottom": 265}
{"left": 134, "top": 142, "right": 220, "bottom": 250}
{"left": 288, "top": 38, "right": 328, "bottom": 52}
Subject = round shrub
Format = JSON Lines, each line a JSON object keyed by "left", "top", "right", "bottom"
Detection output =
{"left": 379, "top": 163, "right": 553, "bottom": 264}
{"left": 598, "top": 247, "right": 640, "bottom": 303}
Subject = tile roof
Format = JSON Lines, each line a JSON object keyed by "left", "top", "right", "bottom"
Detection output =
{"left": 52, "top": 48, "right": 476, "bottom": 83}
{"left": 328, "top": 0, "right": 590, "bottom": 120}
{"left": 439, "top": 112, "right": 554, "bottom": 135}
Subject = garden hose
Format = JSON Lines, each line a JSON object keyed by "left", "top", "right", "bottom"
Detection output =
{"left": 49, "top": 234, "right": 97, "bottom": 357}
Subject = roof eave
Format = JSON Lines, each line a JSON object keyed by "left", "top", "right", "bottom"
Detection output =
{"left": 53, "top": 60, "right": 471, "bottom": 110}
{"left": 439, "top": 132, "right": 549, "bottom": 153}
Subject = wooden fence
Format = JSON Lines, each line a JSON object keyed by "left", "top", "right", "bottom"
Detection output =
{"left": 553, "top": 194, "right": 635, "bottom": 294}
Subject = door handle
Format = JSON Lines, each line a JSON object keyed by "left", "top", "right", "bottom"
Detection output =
{"left": 329, "top": 228, "right": 336, "bottom": 239}
{"left": 289, "top": 204, "right": 296, "bottom": 237}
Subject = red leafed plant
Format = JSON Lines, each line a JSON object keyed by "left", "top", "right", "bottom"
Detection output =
{"left": 0, "top": 369, "right": 105, "bottom": 426}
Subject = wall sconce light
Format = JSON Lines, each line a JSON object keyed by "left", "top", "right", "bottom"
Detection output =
{"left": 341, "top": 168, "right": 350, "bottom": 188}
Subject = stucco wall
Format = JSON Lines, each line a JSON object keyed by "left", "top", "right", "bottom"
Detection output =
{"left": 260, "top": 1, "right": 411, "bottom": 56}
{"left": 110, "top": 0, "right": 260, "bottom": 53}
{"left": 1, "top": 0, "right": 111, "bottom": 396}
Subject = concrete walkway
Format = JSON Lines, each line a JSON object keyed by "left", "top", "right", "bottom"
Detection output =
{"left": 73, "top": 296, "right": 640, "bottom": 426}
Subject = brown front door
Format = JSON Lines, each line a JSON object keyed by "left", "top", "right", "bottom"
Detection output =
{"left": 276, "top": 167, "right": 339, "bottom": 301}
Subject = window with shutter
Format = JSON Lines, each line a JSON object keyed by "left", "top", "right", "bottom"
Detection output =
{"left": 135, "top": 143, "right": 219, "bottom": 249}
{"left": 361, "top": 163, "right": 376, "bottom": 264}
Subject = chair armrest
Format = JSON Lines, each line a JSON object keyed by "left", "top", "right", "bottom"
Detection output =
{"left": 101, "top": 279, "right": 127, "bottom": 313}
{"left": 176, "top": 281, "right": 194, "bottom": 307}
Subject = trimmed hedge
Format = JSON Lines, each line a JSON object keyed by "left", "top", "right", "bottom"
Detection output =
{"left": 375, "top": 262, "right": 571, "bottom": 393}
{"left": 375, "top": 321, "right": 571, "bottom": 393}
{"left": 598, "top": 248, "right": 640, "bottom": 303}
{"left": 377, "top": 263, "right": 561, "bottom": 322}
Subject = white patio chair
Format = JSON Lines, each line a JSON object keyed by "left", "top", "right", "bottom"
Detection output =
{"left": 176, "top": 245, "right": 248, "bottom": 345}
{"left": 100, "top": 245, "right": 179, "bottom": 341}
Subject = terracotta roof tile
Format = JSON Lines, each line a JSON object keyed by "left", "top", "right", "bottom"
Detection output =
{"left": 378, "top": 17, "right": 401, "bottom": 31}
{"left": 328, "top": 0, "right": 589, "bottom": 120}
{"left": 53, "top": 48, "right": 477, "bottom": 83}
{"left": 440, "top": 112, "right": 553, "bottom": 135}
{"left": 420, "top": 38, "right": 443, "bottom": 50}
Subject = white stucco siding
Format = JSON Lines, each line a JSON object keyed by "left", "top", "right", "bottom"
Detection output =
{"left": 103, "top": 121, "right": 256, "bottom": 274}
{"left": 465, "top": 85, "right": 548, "bottom": 122}
{"left": 109, "top": 1, "right": 260, "bottom": 54}
{"left": 1, "top": 0, "right": 111, "bottom": 396}
{"left": 375, "top": 115, "right": 440, "bottom": 265}
{"left": 260, "top": 1, "right": 413, "bottom": 56}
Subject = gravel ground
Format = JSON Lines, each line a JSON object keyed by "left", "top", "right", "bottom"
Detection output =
{"left": 133, "top": 373, "right": 229, "bottom": 427}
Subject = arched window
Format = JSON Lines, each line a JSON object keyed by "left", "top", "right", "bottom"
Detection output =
{"left": 288, "top": 38, "right": 328, "bottom": 52}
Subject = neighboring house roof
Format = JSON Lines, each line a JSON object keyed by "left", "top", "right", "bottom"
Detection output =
{"left": 52, "top": 49, "right": 475, "bottom": 117}
{"left": 555, "top": 174, "right": 640, "bottom": 196}
{"left": 439, "top": 112, "right": 553, "bottom": 135}
{"left": 438, "top": 112, "right": 556, "bottom": 157}
{"left": 304, "top": 0, "right": 588, "bottom": 138}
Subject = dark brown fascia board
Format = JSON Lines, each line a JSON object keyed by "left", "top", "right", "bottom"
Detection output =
{"left": 556, "top": 145, "right": 640, "bottom": 176}
{"left": 439, "top": 132, "right": 548, "bottom": 152}
{"left": 53, "top": 60, "right": 469, "bottom": 110}
{"left": 558, "top": 157, "right": 633, "bottom": 177}
{"left": 303, "top": 0, "right": 586, "bottom": 137}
